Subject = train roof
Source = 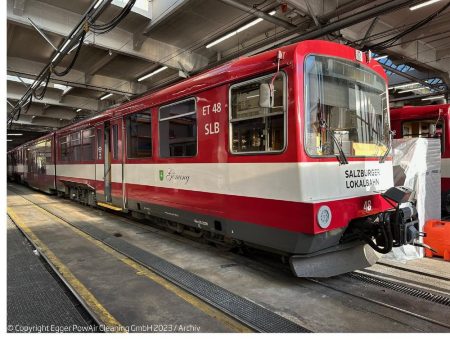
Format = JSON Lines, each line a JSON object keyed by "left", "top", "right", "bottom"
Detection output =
{"left": 390, "top": 104, "right": 450, "bottom": 120}
{"left": 54, "top": 39, "right": 384, "bottom": 135}
{"left": 12, "top": 39, "right": 386, "bottom": 145}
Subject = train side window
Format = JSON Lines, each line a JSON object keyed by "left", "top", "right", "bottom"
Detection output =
{"left": 126, "top": 111, "right": 152, "bottom": 158}
{"left": 45, "top": 140, "right": 52, "bottom": 164}
{"left": 60, "top": 135, "right": 69, "bottom": 161}
{"left": 82, "top": 128, "right": 95, "bottom": 161}
{"left": 112, "top": 124, "right": 119, "bottom": 159}
{"left": 402, "top": 119, "right": 445, "bottom": 154}
{"left": 159, "top": 99, "right": 197, "bottom": 157}
{"left": 70, "top": 132, "right": 81, "bottom": 162}
{"left": 229, "top": 73, "right": 286, "bottom": 154}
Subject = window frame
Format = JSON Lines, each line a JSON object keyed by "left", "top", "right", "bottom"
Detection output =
{"left": 158, "top": 97, "right": 198, "bottom": 158}
{"left": 70, "top": 131, "right": 81, "bottom": 162}
{"left": 401, "top": 118, "right": 445, "bottom": 154}
{"left": 125, "top": 110, "right": 153, "bottom": 159}
{"left": 81, "top": 128, "right": 96, "bottom": 162}
{"left": 59, "top": 135, "right": 70, "bottom": 162}
{"left": 228, "top": 71, "right": 288, "bottom": 155}
{"left": 303, "top": 53, "right": 390, "bottom": 159}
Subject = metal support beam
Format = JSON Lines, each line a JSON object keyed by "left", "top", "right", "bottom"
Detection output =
{"left": 27, "top": 17, "right": 59, "bottom": 51}
{"left": 7, "top": 82, "right": 100, "bottom": 111}
{"left": 304, "top": 0, "right": 320, "bottom": 27}
{"left": 383, "top": 64, "right": 445, "bottom": 90}
{"left": 217, "top": 0, "right": 296, "bottom": 30}
{"left": 8, "top": 56, "right": 144, "bottom": 96}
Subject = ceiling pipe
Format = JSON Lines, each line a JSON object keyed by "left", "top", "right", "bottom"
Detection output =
{"left": 217, "top": 0, "right": 296, "bottom": 30}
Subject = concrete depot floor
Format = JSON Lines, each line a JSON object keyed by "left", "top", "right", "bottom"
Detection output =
{"left": 7, "top": 187, "right": 249, "bottom": 333}
{"left": 7, "top": 183, "right": 450, "bottom": 332}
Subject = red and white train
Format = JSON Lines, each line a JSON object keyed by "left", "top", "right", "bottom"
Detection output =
{"left": 8, "top": 40, "right": 420, "bottom": 277}
{"left": 390, "top": 104, "right": 450, "bottom": 214}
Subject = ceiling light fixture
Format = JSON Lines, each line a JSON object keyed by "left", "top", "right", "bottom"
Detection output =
{"left": 206, "top": 10, "right": 276, "bottom": 48}
{"left": 388, "top": 82, "right": 420, "bottom": 90}
{"left": 374, "top": 55, "right": 388, "bottom": 60}
{"left": 76, "top": 108, "right": 82, "bottom": 112}
{"left": 410, "top": 0, "right": 442, "bottom": 11}
{"left": 94, "top": 0, "right": 103, "bottom": 10}
{"left": 52, "top": 53, "right": 61, "bottom": 63}
{"left": 421, "top": 95, "right": 445, "bottom": 101}
{"left": 7, "top": 139, "right": 13, "bottom": 142}
{"left": 397, "top": 86, "right": 429, "bottom": 93}
{"left": 138, "top": 66, "right": 168, "bottom": 82}
{"left": 60, "top": 39, "right": 72, "bottom": 52}
{"left": 7, "top": 133, "right": 23, "bottom": 136}
{"left": 100, "top": 93, "right": 113, "bottom": 100}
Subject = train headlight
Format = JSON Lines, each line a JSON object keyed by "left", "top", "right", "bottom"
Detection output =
{"left": 317, "top": 206, "right": 332, "bottom": 229}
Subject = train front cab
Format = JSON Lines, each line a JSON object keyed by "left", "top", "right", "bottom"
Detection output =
{"left": 287, "top": 41, "right": 420, "bottom": 276}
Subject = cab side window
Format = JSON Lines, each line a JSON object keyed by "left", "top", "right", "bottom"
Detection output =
{"left": 230, "top": 73, "right": 286, "bottom": 154}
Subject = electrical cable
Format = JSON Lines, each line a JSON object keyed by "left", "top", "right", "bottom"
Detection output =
{"left": 368, "top": 1, "right": 450, "bottom": 51}
{"left": 33, "top": 71, "right": 51, "bottom": 100}
{"left": 88, "top": 0, "right": 136, "bottom": 34}
{"left": 52, "top": 30, "right": 87, "bottom": 77}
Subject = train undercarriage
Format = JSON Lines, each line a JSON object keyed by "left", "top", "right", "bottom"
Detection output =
{"left": 52, "top": 181, "right": 423, "bottom": 278}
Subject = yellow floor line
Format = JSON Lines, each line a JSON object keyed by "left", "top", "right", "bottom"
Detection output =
{"left": 7, "top": 195, "right": 252, "bottom": 333}
{"left": 7, "top": 207, "right": 126, "bottom": 333}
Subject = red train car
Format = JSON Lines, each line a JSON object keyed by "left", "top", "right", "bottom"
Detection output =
{"left": 8, "top": 40, "right": 421, "bottom": 277}
{"left": 8, "top": 133, "right": 56, "bottom": 193}
{"left": 390, "top": 104, "right": 450, "bottom": 213}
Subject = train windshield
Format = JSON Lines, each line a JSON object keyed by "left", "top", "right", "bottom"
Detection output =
{"left": 305, "top": 55, "right": 389, "bottom": 158}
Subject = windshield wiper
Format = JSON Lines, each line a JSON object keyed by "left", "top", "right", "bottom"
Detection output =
{"left": 319, "top": 120, "right": 348, "bottom": 165}
{"left": 379, "top": 130, "right": 394, "bottom": 163}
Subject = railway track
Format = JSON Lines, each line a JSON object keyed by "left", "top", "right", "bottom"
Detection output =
{"left": 8, "top": 186, "right": 311, "bottom": 333}
{"left": 8, "top": 184, "right": 450, "bottom": 332}
{"left": 8, "top": 217, "right": 101, "bottom": 332}
{"left": 376, "top": 261, "right": 450, "bottom": 283}
{"left": 239, "top": 241, "right": 450, "bottom": 331}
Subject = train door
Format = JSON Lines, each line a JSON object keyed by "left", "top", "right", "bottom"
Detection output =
{"left": 104, "top": 121, "right": 112, "bottom": 202}
{"left": 96, "top": 119, "right": 125, "bottom": 210}
{"left": 94, "top": 124, "right": 106, "bottom": 201}
{"left": 109, "top": 118, "right": 125, "bottom": 208}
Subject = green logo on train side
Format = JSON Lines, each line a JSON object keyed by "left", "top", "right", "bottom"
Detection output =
{"left": 159, "top": 170, "right": 164, "bottom": 181}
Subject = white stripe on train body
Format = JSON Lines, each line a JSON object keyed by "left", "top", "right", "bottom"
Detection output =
{"left": 53, "top": 161, "right": 393, "bottom": 203}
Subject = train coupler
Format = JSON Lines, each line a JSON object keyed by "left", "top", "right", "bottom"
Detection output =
{"left": 344, "top": 186, "right": 424, "bottom": 255}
